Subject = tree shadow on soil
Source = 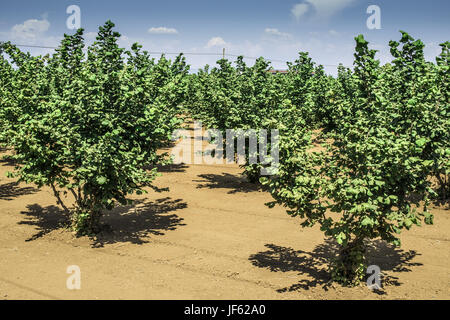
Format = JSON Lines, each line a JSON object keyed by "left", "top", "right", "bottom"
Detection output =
{"left": 0, "top": 153, "right": 17, "bottom": 167}
{"left": 0, "top": 182, "right": 38, "bottom": 200}
{"left": 94, "top": 197, "right": 187, "bottom": 247}
{"left": 249, "top": 239, "right": 422, "bottom": 294}
{"left": 433, "top": 197, "right": 449, "bottom": 209}
{"left": 194, "top": 173, "right": 263, "bottom": 194}
{"left": 156, "top": 163, "right": 189, "bottom": 173}
{"left": 18, "top": 197, "right": 187, "bottom": 246}
{"left": 18, "top": 204, "right": 70, "bottom": 241}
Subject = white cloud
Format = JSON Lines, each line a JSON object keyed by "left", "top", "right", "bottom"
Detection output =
{"left": 264, "top": 28, "right": 292, "bottom": 40}
{"left": 84, "top": 32, "right": 97, "bottom": 40}
{"left": 292, "top": 3, "right": 310, "bottom": 20}
{"left": 329, "top": 29, "right": 340, "bottom": 36}
{"left": 292, "top": 0, "right": 356, "bottom": 20}
{"left": 0, "top": 17, "right": 61, "bottom": 57}
{"left": 148, "top": 27, "right": 178, "bottom": 34}
{"left": 11, "top": 18, "right": 50, "bottom": 41}
{"left": 205, "top": 37, "right": 227, "bottom": 48}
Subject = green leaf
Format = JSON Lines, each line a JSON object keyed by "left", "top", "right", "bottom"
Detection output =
{"left": 404, "top": 218, "right": 413, "bottom": 229}
{"left": 361, "top": 217, "right": 373, "bottom": 226}
{"left": 415, "top": 138, "right": 427, "bottom": 147}
{"left": 96, "top": 176, "right": 107, "bottom": 185}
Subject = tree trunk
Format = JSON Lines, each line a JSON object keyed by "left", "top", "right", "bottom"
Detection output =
{"left": 331, "top": 237, "right": 367, "bottom": 286}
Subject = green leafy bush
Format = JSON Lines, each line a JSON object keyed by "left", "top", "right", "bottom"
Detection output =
{"left": 262, "top": 32, "right": 447, "bottom": 286}
{"left": 0, "top": 21, "right": 188, "bottom": 235}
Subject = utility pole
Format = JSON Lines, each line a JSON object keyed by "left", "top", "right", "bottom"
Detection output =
{"left": 223, "top": 48, "right": 225, "bottom": 60}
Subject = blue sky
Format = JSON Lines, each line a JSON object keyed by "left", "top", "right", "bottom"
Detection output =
{"left": 0, "top": 0, "right": 449, "bottom": 74}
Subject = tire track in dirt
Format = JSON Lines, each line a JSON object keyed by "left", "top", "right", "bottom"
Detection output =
{"left": 0, "top": 277, "right": 62, "bottom": 300}
{"left": 1, "top": 224, "right": 296, "bottom": 296}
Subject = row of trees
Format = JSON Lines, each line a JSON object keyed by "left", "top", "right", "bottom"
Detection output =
{"left": 1, "top": 21, "right": 448, "bottom": 286}
{"left": 0, "top": 21, "right": 189, "bottom": 234}
{"left": 186, "top": 32, "right": 449, "bottom": 286}
{"left": 185, "top": 53, "right": 329, "bottom": 181}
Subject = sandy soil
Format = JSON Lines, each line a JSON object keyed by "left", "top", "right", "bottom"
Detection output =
{"left": 0, "top": 129, "right": 449, "bottom": 300}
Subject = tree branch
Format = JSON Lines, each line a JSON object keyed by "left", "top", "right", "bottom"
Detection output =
{"left": 51, "top": 182, "right": 70, "bottom": 214}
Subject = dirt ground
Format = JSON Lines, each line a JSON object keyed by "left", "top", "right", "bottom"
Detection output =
{"left": 0, "top": 128, "right": 449, "bottom": 300}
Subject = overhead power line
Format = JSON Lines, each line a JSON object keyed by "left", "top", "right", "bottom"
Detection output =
{"left": 0, "top": 41, "right": 350, "bottom": 68}
{"left": 13, "top": 44, "right": 60, "bottom": 50}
